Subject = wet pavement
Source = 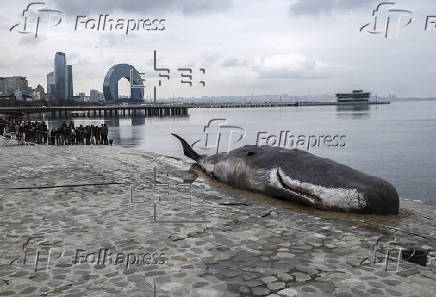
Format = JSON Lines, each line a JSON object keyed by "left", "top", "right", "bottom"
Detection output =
{"left": 0, "top": 145, "right": 435, "bottom": 297}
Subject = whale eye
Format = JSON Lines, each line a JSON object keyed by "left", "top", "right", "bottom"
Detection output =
{"left": 246, "top": 151, "right": 256, "bottom": 156}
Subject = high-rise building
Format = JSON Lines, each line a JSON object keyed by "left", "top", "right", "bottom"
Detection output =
{"left": 67, "top": 65, "right": 73, "bottom": 98}
{"left": 54, "top": 52, "right": 68, "bottom": 100}
{"left": 47, "top": 52, "right": 75, "bottom": 101}
{"left": 0, "top": 76, "right": 30, "bottom": 95}
{"left": 47, "top": 71, "right": 55, "bottom": 100}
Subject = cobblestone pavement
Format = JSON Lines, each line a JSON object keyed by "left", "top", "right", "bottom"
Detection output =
{"left": 0, "top": 146, "right": 435, "bottom": 297}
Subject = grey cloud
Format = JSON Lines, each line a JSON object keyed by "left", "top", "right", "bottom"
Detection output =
{"left": 258, "top": 70, "right": 323, "bottom": 79}
{"left": 200, "top": 53, "right": 222, "bottom": 66}
{"left": 221, "top": 58, "right": 247, "bottom": 67}
{"left": 95, "top": 32, "right": 140, "bottom": 48}
{"left": 253, "top": 53, "right": 323, "bottom": 79}
{"left": 52, "top": 0, "right": 233, "bottom": 16}
{"left": 289, "top": 0, "right": 376, "bottom": 16}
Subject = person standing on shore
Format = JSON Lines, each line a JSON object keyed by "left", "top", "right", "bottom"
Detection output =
{"left": 101, "top": 123, "right": 108, "bottom": 145}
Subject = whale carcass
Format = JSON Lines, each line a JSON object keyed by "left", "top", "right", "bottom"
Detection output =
{"left": 172, "top": 134, "right": 399, "bottom": 215}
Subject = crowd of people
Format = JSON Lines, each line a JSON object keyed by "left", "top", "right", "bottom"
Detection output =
{"left": 0, "top": 118, "right": 110, "bottom": 145}
{"left": 50, "top": 122, "right": 109, "bottom": 145}
{"left": 0, "top": 119, "right": 48, "bottom": 144}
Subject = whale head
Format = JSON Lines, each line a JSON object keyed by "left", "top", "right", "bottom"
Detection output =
{"left": 269, "top": 167, "right": 368, "bottom": 211}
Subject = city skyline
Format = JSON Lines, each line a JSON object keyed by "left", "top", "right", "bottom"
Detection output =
{"left": 2, "top": 0, "right": 436, "bottom": 98}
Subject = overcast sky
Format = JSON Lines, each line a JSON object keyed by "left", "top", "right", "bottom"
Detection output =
{"left": 2, "top": 0, "right": 436, "bottom": 98}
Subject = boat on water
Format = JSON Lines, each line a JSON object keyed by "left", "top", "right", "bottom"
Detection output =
{"left": 336, "top": 90, "right": 370, "bottom": 102}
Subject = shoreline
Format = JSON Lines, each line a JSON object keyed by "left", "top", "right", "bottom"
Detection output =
{"left": 0, "top": 145, "right": 435, "bottom": 297}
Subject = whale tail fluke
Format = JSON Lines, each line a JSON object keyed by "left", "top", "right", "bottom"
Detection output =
{"left": 171, "top": 133, "right": 200, "bottom": 162}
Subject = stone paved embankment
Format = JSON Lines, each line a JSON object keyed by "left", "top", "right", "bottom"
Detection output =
{"left": 0, "top": 145, "right": 435, "bottom": 297}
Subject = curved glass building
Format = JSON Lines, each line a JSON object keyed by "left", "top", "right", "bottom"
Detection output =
{"left": 103, "top": 64, "right": 144, "bottom": 102}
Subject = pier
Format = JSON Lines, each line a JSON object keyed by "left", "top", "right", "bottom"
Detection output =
{"left": 0, "top": 104, "right": 189, "bottom": 118}
{"left": 0, "top": 101, "right": 390, "bottom": 118}
{"left": 190, "top": 101, "right": 390, "bottom": 109}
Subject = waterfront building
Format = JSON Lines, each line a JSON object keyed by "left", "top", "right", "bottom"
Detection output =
{"left": 46, "top": 52, "right": 74, "bottom": 101}
{"left": 103, "top": 64, "right": 144, "bottom": 102}
{"left": 336, "top": 90, "right": 371, "bottom": 102}
{"left": 54, "top": 52, "right": 68, "bottom": 100}
{"left": 67, "top": 65, "right": 73, "bottom": 98}
{"left": 0, "top": 76, "right": 31, "bottom": 96}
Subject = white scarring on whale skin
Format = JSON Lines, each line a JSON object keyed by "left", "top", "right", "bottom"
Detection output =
{"left": 270, "top": 168, "right": 367, "bottom": 211}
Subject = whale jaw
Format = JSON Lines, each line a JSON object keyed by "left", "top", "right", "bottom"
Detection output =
{"left": 270, "top": 168, "right": 367, "bottom": 212}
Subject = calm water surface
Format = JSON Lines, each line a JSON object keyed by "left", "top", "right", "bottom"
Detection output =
{"left": 47, "top": 101, "right": 436, "bottom": 204}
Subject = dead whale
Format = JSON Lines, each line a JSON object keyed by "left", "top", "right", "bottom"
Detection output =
{"left": 172, "top": 134, "right": 399, "bottom": 215}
